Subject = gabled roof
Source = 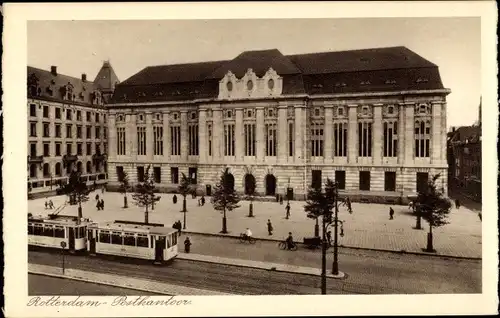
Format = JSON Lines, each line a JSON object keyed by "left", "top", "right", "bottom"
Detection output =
{"left": 208, "top": 49, "right": 302, "bottom": 79}
{"left": 27, "top": 66, "right": 98, "bottom": 106}
{"left": 450, "top": 126, "right": 481, "bottom": 144}
{"left": 94, "top": 61, "right": 120, "bottom": 93}
{"left": 121, "top": 60, "right": 228, "bottom": 86}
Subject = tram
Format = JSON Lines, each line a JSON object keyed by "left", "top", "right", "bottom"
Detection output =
{"left": 87, "top": 220, "right": 178, "bottom": 264}
{"left": 28, "top": 213, "right": 94, "bottom": 252}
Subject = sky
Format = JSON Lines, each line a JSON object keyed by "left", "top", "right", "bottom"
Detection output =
{"left": 27, "top": 18, "right": 481, "bottom": 128}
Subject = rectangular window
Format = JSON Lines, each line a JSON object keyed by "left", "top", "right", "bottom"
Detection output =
{"left": 384, "top": 171, "right": 397, "bottom": 191}
{"left": 137, "top": 166, "right": 145, "bottom": 182}
{"left": 288, "top": 122, "right": 294, "bottom": 157}
{"left": 117, "top": 127, "right": 126, "bottom": 156}
{"left": 96, "top": 113, "right": 100, "bottom": 122}
{"left": 86, "top": 143, "right": 92, "bottom": 155}
{"left": 55, "top": 124, "right": 61, "bottom": 138}
{"left": 137, "top": 126, "right": 146, "bottom": 155}
{"left": 43, "top": 123, "right": 50, "bottom": 137}
{"left": 77, "top": 143, "right": 83, "bottom": 155}
{"left": 335, "top": 170, "right": 346, "bottom": 190}
{"left": 333, "top": 122, "right": 348, "bottom": 157}
{"left": 66, "top": 143, "right": 72, "bottom": 155}
{"left": 416, "top": 172, "right": 429, "bottom": 193}
{"left": 116, "top": 166, "right": 124, "bottom": 182}
{"left": 55, "top": 143, "right": 61, "bottom": 156}
{"left": 95, "top": 143, "right": 101, "bottom": 154}
{"left": 30, "top": 122, "right": 37, "bottom": 137}
{"left": 137, "top": 235, "right": 149, "bottom": 248}
{"left": 171, "top": 167, "right": 179, "bottom": 184}
{"left": 265, "top": 123, "right": 277, "bottom": 156}
{"left": 358, "top": 122, "right": 372, "bottom": 157}
{"left": 66, "top": 124, "right": 72, "bottom": 138}
{"left": 310, "top": 123, "right": 324, "bottom": 157}
{"left": 30, "top": 104, "right": 36, "bottom": 117}
{"left": 55, "top": 108, "right": 61, "bottom": 119}
{"left": 76, "top": 110, "right": 82, "bottom": 121}
{"left": 188, "top": 167, "right": 197, "bottom": 184}
{"left": 86, "top": 126, "right": 91, "bottom": 139}
{"left": 95, "top": 126, "right": 101, "bottom": 139}
{"left": 170, "top": 126, "right": 181, "bottom": 156}
{"left": 224, "top": 124, "right": 235, "bottom": 156}
{"left": 383, "top": 121, "right": 398, "bottom": 157}
{"left": 207, "top": 124, "right": 213, "bottom": 157}
{"left": 66, "top": 109, "right": 72, "bottom": 120}
{"left": 415, "top": 121, "right": 431, "bottom": 158}
{"left": 244, "top": 123, "right": 256, "bottom": 156}
{"left": 99, "top": 231, "right": 110, "bottom": 244}
{"left": 77, "top": 125, "right": 82, "bottom": 138}
{"left": 153, "top": 126, "right": 163, "bottom": 156}
{"left": 43, "top": 143, "right": 50, "bottom": 156}
{"left": 188, "top": 124, "right": 199, "bottom": 156}
{"left": 43, "top": 106, "right": 49, "bottom": 118}
{"left": 311, "top": 170, "right": 322, "bottom": 189}
{"left": 359, "top": 171, "right": 371, "bottom": 191}
{"left": 153, "top": 167, "right": 161, "bottom": 183}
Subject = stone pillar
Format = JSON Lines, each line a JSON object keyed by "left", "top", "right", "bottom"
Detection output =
{"left": 294, "top": 106, "right": 304, "bottom": 162}
{"left": 404, "top": 104, "right": 414, "bottom": 164}
{"left": 213, "top": 108, "right": 223, "bottom": 160}
{"left": 324, "top": 105, "right": 333, "bottom": 161}
{"left": 398, "top": 104, "right": 405, "bottom": 165}
{"left": 180, "top": 111, "right": 188, "bottom": 161}
{"left": 441, "top": 102, "right": 447, "bottom": 165}
{"left": 256, "top": 107, "right": 265, "bottom": 161}
{"left": 163, "top": 112, "right": 170, "bottom": 160}
{"left": 198, "top": 109, "right": 207, "bottom": 163}
{"left": 278, "top": 105, "right": 288, "bottom": 162}
{"left": 235, "top": 108, "right": 244, "bottom": 161}
{"left": 431, "top": 102, "right": 442, "bottom": 163}
{"left": 108, "top": 114, "right": 117, "bottom": 159}
{"left": 373, "top": 105, "right": 382, "bottom": 165}
{"left": 146, "top": 112, "right": 154, "bottom": 160}
{"left": 128, "top": 114, "right": 137, "bottom": 160}
{"left": 347, "top": 105, "right": 357, "bottom": 164}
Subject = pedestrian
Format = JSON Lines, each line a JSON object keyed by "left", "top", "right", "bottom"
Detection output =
{"left": 267, "top": 219, "right": 273, "bottom": 236}
{"left": 100, "top": 199, "right": 105, "bottom": 210}
{"left": 96, "top": 200, "right": 101, "bottom": 211}
{"left": 95, "top": 194, "right": 100, "bottom": 201}
{"left": 279, "top": 195, "right": 284, "bottom": 205}
{"left": 455, "top": 199, "right": 461, "bottom": 209}
{"left": 184, "top": 237, "right": 192, "bottom": 253}
{"left": 49, "top": 200, "right": 54, "bottom": 209}
{"left": 173, "top": 194, "right": 178, "bottom": 204}
{"left": 285, "top": 202, "right": 291, "bottom": 219}
{"left": 101, "top": 186, "right": 105, "bottom": 194}
{"left": 44, "top": 201, "right": 48, "bottom": 210}
{"left": 326, "top": 230, "right": 332, "bottom": 247}
{"left": 177, "top": 220, "right": 182, "bottom": 236}
{"left": 346, "top": 197, "right": 352, "bottom": 214}
{"left": 389, "top": 207, "right": 394, "bottom": 220}
{"left": 201, "top": 196, "right": 205, "bottom": 206}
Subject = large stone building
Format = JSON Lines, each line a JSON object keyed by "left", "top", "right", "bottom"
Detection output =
{"left": 106, "top": 47, "right": 450, "bottom": 202}
{"left": 27, "top": 62, "right": 119, "bottom": 195}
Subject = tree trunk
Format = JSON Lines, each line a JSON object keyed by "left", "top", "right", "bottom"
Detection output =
{"left": 426, "top": 224, "right": 435, "bottom": 252}
{"left": 182, "top": 198, "right": 187, "bottom": 212}
{"left": 123, "top": 195, "right": 128, "bottom": 208}
{"left": 321, "top": 214, "right": 327, "bottom": 294}
{"left": 314, "top": 218, "right": 320, "bottom": 237}
{"left": 415, "top": 214, "right": 422, "bottom": 229}
{"left": 248, "top": 200, "right": 254, "bottom": 217}
{"left": 221, "top": 207, "right": 228, "bottom": 233}
{"left": 145, "top": 204, "right": 149, "bottom": 224}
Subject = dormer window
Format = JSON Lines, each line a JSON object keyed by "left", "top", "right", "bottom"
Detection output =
{"left": 268, "top": 79, "right": 275, "bottom": 90}
{"left": 338, "top": 107, "right": 344, "bottom": 116}
{"left": 388, "top": 106, "right": 394, "bottom": 114}
{"left": 360, "top": 81, "right": 371, "bottom": 85}
{"left": 227, "top": 110, "right": 232, "bottom": 118}
{"left": 247, "top": 80, "right": 254, "bottom": 91}
{"left": 227, "top": 81, "right": 233, "bottom": 92}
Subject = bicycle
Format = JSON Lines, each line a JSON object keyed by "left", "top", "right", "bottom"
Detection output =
{"left": 278, "top": 241, "right": 298, "bottom": 251}
{"left": 239, "top": 233, "right": 256, "bottom": 244}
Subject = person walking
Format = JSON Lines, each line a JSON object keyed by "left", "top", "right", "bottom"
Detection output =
{"left": 173, "top": 194, "right": 178, "bottom": 204}
{"left": 267, "top": 219, "right": 273, "bottom": 236}
{"left": 455, "top": 199, "right": 461, "bottom": 209}
{"left": 285, "top": 202, "right": 291, "bottom": 219}
{"left": 95, "top": 194, "right": 100, "bottom": 201}
{"left": 44, "top": 201, "right": 48, "bottom": 210}
{"left": 326, "top": 230, "right": 332, "bottom": 247}
{"left": 96, "top": 200, "right": 101, "bottom": 211}
{"left": 100, "top": 199, "right": 105, "bottom": 210}
{"left": 346, "top": 197, "right": 352, "bottom": 214}
{"left": 49, "top": 200, "right": 54, "bottom": 209}
{"left": 201, "top": 196, "right": 205, "bottom": 206}
{"left": 279, "top": 195, "right": 284, "bottom": 205}
{"left": 389, "top": 207, "right": 395, "bottom": 220}
{"left": 184, "top": 237, "right": 192, "bottom": 253}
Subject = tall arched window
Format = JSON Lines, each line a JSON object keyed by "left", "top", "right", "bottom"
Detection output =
{"left": 43, "top": 163, "right": 50, "bottom": 177}
{"left": 30, "top": 164, "right": 37, "bottom": 178}
{"left": 415, "top": 120, "right": 431, "bottom": 157}
{"left": 86, "top": 161, "right": 92, "bottom": 174}
{"left": 55, "top": 162, "right": 62, "bottom": 176}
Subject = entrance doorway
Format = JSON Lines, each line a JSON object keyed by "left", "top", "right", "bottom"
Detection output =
{"left": 416, "top": 172, "right": 429, "bottom": 193}
{"left": 384, "top": 172, "right": 396, "bottom": 191}
{"left": 244, "top": 174, "right": 256, "bottom": 195}
{"left": 265, "top": 174, "right": 276, "bottom": 196}
{"left": 225, "top": 173, "right": 235, "bottom": 191}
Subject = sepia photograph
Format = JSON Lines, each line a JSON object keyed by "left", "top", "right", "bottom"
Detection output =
{"left": 3, "top": 2, "right": 498, "bottom": 317}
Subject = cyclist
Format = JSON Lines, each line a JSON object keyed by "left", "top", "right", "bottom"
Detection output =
{"left": 286, "top": 232, "right": 295, "bottom": 250}
{"left": 244, "top": 227, "right": 253, "bottom": 239}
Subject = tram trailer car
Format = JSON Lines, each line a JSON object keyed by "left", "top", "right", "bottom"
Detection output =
{"left": 87, "top": 220, "right": 179, "bottom": 264}
{"left": 28, "top": 214, "right": 93, "bottom": 252}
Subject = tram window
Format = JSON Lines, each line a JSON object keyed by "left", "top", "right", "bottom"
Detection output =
{"left": 137, "top": 235, "right": 149, "bottom": 248}
{"left": 172, "top": 232, "right": 177, "bottom": 246}
{"left": 28, "top": 224, "right": 34, "bottom": 235}
{"left": 34, "top": 224, "right": 43, "bottom": 236}
{"left": 123, "top": 233, "right": 136, "bottom": 246}
{"left": 79, "top": 227, "right": 86, "bottom": 238}
{"left": 167, "top": 235, "right": 171, "bottom": 248}
{"left": 111, "top": 232, "right": 122, "bottom": 245}
{"left": 43, "top": 225, "right": 54, "bottom": 237}
{"left": 99, "top": 231, "right": 110, "bottom": 243}
{"left": 158, "top": 236, "right": 166, "bottom": 249}
{"left": 54, "top": 226, "right": 65, "bottom": 238}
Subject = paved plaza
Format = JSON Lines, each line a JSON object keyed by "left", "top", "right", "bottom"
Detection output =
{"left": 29, "top": 191, "right": 482, "bottom": 258}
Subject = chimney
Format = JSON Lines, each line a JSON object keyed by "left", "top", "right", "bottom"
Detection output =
{"left": 82, "top": 73, "right": 87, "bottom": 82}
{"left": 50, "top": 66, "right": 57, "bottom": 75}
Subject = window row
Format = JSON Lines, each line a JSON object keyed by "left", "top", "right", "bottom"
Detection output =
{"left": 29, "top": 142, "right": 104, "bottom": 157}
{"left": 29, "top": 104, "right": 106, "bottom": 123}
{"left": 29, "top": 122, "right": 105, "bottom": 139}
{"left": 117, "top": 166, "right": 198, "bottom": 185}
{"left": 29, "top": 160, "right": 105, "bottom": 178}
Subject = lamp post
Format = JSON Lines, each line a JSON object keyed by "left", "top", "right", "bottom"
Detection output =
{"left": 60, "top": 241, "right": 67, "bottom": 275}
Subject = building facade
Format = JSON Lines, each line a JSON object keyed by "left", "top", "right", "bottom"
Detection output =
{"left": 106, "top": 47, "right": 450, "bottom": 201}
{"left": 27, "top": 62, "right": 119, "bottom": 195}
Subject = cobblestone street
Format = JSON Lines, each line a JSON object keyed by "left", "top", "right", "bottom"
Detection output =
{"left": 29, "top": 191, "right": 482, "bottom": 258}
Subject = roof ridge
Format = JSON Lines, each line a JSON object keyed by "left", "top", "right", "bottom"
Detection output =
{"left": 28, "top": 65, "right": 96, "bottom": 84}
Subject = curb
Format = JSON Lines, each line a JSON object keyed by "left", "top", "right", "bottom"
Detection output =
{"left": 182, "top": 230, "right": 482, "bottom": 261}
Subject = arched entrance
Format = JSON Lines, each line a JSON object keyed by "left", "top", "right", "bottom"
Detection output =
{"left": 244, "top": 174, "right": 256, "bottom": 195}
{"left": 224, "top": 173, "right": 235, "bottom": 192}
{"left": 265, "top": 174, "right": 276, "bottom": 196}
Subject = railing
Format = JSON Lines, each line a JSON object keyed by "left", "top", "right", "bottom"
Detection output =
{"left": 28, "top": 155, "right": 44, "bottom": 164}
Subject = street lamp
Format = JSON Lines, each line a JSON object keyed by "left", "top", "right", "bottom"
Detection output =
{"left": 60, "top": 241, "right": 67, "bottom": 275}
